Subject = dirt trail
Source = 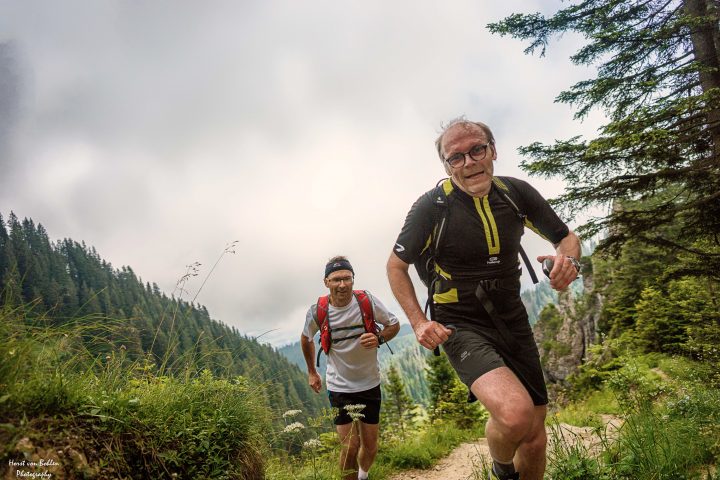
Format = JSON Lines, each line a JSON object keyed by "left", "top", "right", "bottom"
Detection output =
{"left": 388, "top": 438, "right": 492, "bottom": 480}
{"left": 388, "top": 416, "right": 622, "bottom": 480}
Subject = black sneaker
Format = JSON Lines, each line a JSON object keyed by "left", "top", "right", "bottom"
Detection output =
{"left": 488, "top": 470, "right": 519, "bottom": 480}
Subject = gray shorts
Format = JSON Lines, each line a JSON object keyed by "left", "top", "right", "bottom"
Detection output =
{"left": 440, "top": 322, "right": 548, "bottom": 406}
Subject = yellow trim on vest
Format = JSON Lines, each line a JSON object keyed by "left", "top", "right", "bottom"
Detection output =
{"left": 420, "top": 234, "right": 432, "bottom": 255}
{"left": 473, "top": 197, "right": 500, "bottom": 255}
{"left": 492, "top": 177, "right": 509, "bottom": 192}
{"left": 524, "top": 218, "right": 551, "bottom": 242}
{"left": 434, "top": 262, "right": 452, "bottom": 280}
{"left": 442, "top": 179, "right": 454, "bottom": 196}
{"left": 433, "top": 288, "right": 458, "bottom": 304}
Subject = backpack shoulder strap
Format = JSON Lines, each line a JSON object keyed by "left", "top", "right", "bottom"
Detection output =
{"left": 314, "top": 295, "right": 329, "bottom": 328}
{"left": 428, "top": 178, "right": 453, "bottom": 258}
{"left": 492, "top": 176, "right": 525, "bottom": 220}
{"left": 492, "top": 176, "right": 539, "bottom": 284}
{"left": 315, "top": 296, "right": 332, "bottom": 366}
{"left": 352, "top": 290, "right": 377, "bottom": 334}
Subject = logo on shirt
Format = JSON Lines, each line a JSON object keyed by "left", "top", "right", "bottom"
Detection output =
{"left": 394, "top": 243, "right": 405, "bottom": 253}
{"left": 460, "top": 351, "right": 471, "bottom": 362}
{"left": 487, "top": 256, "right": 501, "bottom": 265}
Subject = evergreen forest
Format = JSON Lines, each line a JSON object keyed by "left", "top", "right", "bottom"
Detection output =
{"left": 0, "top": 212, "right": 327, "bottom": 417}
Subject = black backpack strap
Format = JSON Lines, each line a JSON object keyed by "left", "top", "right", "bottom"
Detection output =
{"left": 426, "top": 179, "right": 453, "bottom": 356}
{"left": 492, "top": 177, "right": 540, "bottom": 285}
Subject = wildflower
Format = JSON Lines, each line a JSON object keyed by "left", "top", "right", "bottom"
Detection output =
{"left": 344, "top": 403, "right": 366, "bottom": 413}
{"left": 283, "top": 422, "right": 305, "bottom": 433}
{"left": 283, "top": 409, "right": 302, "bottom": 419}
{"left": 344, "top": 404, "right": 366, "bottom": 421}
{"left": 303, "top": 438, "right": 322, "bottom": 449}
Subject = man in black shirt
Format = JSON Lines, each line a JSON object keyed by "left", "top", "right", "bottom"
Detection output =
{"left": 387, "top": 119, "right": 580, "bottom": 480}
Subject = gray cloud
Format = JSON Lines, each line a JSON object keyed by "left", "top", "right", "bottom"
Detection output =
{"left": 0, "top": 0, "right": 604, "bottom": 344}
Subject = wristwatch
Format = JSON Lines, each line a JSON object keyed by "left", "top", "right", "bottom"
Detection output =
{"left": 567, "top": 256, "right": 582, "bottom": 274}
{"left": 376, "top": 333, "right": 385, "bottom": 346}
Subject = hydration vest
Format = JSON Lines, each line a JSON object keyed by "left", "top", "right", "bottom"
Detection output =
{"left": 416, "top": 177, "right": 540, "bottom": 356}
{"left": 312, "top": 290, "right": 378, "bottom": 367}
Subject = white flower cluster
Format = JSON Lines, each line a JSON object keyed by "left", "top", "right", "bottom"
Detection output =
{"left": 344, "top": 403, "right": 366, "bottom": 421}
{"left": 282, "top": 409, "right": 302, "bottom": 419}
{"left": 303, "top": 438, "right": 322, "bottom": 449}
{"left": 283, "top": 422, "right": 305, "bottom": 433}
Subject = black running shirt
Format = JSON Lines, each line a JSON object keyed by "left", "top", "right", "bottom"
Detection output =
{"left": 393, "top": 176, "right": 569, "bottom": 282}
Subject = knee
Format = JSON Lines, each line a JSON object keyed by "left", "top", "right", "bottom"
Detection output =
{"left": 341, "top": 432, "right": 360, "bottom": 451}
{"left": 492, "top": 403, "right": 535, "bottom": 442}
{"left": 523, "top": 426, "right": 547, "bottom": 455}
{"left": 362, "top": 439, "right": 378, "bottom": 456}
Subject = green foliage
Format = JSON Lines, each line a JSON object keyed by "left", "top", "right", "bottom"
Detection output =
{"left": 488, "top": 1, "right": 720, "bottom": 279}
{"left": 382, "top": 364, "right": 419, "bottom": 438}
{"left": 0, "top": 213, "right": 327, "bottom": 418}
{"left": 535, "top": 303, "right": 573, "bottom": 361}
{"left": 521, "top": 279, "right": 558, "bottom": 325}
{"left": 267, "top": 421, "right": 483, "bottom": 479}
{"left": 376, "top": 422, "right": 483, "bottom": 470}
{"left": 553, "top": 388, "right": 619, "bottom": 428}
{"left": 0, "top": 308, "right": 270, "bottom": 479}
{"left": 546, "top": 420, "right": 608, "bottom": 480}
{"left": 424, "top": 351, "right": 456, "bottom": 420}
{"left": 635, "top": 277, "right": 720, "bottom": 354}
{"left": 435, "top": 379, "right": 488, "bottom": 430}
{"left": 551, "top": 353, "right": 720, "bottom": 480}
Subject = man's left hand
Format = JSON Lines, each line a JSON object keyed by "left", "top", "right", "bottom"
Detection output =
{"left": 537, "top": 254, "right": 579, "bottom": 291}
{"left": 360, "top": 332, "right": 380, "bottom": 349}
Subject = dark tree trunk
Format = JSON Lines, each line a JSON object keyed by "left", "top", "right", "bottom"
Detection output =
{"left": 685, "top": 0, "right": 720, "bottom": 160}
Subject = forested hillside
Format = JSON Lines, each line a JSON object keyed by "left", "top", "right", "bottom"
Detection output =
{"left": 0, "top": 212, "right": 327, "bottom": 416}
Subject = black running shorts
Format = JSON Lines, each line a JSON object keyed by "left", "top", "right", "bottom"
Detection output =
{"left": 437, "top": 284, "right": 548, "bottom": 406}
{"left": 327, "top": 385, "right": 382, "bottom": 425}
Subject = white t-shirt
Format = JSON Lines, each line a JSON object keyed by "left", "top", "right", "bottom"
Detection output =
{"left": 303, "top": 291, "right": 399, "bottom": 393}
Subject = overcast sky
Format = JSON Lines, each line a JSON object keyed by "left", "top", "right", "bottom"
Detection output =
{"left": 0, "top": 0, "right": 605, "bottom": 346}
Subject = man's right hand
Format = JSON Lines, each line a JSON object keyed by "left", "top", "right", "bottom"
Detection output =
{"left": 414, "top": 320, "right": 453, "bottom": 350}
{"left": 308, "top": 371, "right": 321, "bottom": 393}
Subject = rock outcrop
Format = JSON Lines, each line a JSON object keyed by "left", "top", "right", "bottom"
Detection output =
{"left": 533, "top": 259, "right": 603, "bottom": 385}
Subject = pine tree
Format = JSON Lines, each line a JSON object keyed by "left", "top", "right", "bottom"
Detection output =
{"left": 425, "top": 352, "right": 456, "bottom": 421}
{"left": 383, "top": 364, "right": 417, "bottom": 438}
{"left": 489, "top": 0, "right": 720, "bottom": 279}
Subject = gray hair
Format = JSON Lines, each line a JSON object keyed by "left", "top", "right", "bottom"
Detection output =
{"left": 434, "top": 117, "right": 496, "bottom": 161}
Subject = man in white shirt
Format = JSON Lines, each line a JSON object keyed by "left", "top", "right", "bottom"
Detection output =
{"left": 301, "top": 256, "right": 400, "bottom": 480}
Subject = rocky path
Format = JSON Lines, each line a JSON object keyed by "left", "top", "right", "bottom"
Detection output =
{"left": 388, "top": 416, "right": 622, "bottom": 480}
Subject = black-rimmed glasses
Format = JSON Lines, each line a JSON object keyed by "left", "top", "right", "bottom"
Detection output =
{"left": 444, "top": 143, "right": 492, "bottom": 168}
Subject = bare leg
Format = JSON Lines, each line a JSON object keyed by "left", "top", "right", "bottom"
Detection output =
{"left": 357, "top": 422, "right": 379, "bottom": 473}
{"left": 470, "top": 367, "right": 546, "bottom": 480}
{"left": 336, "top": 422, "right": 360, "bottom": 480}
{"left": 514, "top": 406, "right": 547, "bottom": 480}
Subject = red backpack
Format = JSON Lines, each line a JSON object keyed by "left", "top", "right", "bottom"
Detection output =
{"left": 313, "top": 290, "right": 377, "bottom": 366}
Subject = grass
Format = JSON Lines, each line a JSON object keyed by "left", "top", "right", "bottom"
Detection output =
{"left": 545, "top": 353, "right": 720, "bottom": 480}
{"left": 0, "top": 305, "right": 270, "bottom": 479}
{"left": 266, "top": 418, "right": 485, "bottom": 479}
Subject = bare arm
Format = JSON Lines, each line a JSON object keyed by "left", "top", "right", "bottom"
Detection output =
{"left": 300, "top": 334, "right": 321, "bottom": 393}
{"left": 380, "top": 322, "right": 401, "bottom": 342}
{"left": 537, "top": 230, "right": 582, "bottom": 291}
{"left": 386, "top": 251, "right": 452, "bottom": 349}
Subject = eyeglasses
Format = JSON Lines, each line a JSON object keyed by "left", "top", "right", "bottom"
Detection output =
{"left": 327, "top": 275, "right": 354, "bottom": 286}
{"left": 444, "top": 143, "right": 492, "bottom": 168}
